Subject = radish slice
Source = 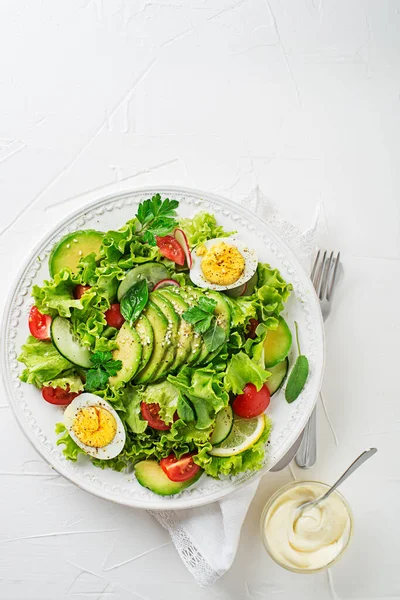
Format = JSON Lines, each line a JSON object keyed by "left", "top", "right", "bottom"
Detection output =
{"left": 174, "top": 229, "right": 192, "bottom": 268}
{"left": 153, "top": 279, "right": 181, "bottom": 291}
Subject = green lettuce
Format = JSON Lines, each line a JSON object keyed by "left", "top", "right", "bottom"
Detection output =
{"left": 44, "top": 370, "right": 84, "bottom": 393}
{"left": 55, "top": 423, "right": 85, "bottom": 462}
{"left": 256, "top": 263, "right": 292, "bottom": 319}
{"left": 125, "top": 386, "right": 148, "bottom": 434}
{"left": 18, "top": 336, "right": 74, "bottom": 388}
{"left": 141, "top": 381, "right": 180, "bottom": 425}
{"left": 225, "top": 295, "right": 258, "bottom": 329}
{"left": 32, "top": 269, "right": 84, "bottom": 318}
{"left": 168, "top": 366, "right": 229, "bottom": 429}
{"left": 194, "top": 418, "right": 272, "bottom": 478}
{"left": 179, "top": 212, "right": 235, "bottom": 246}
{"left": 224, "top": 352, "right": 270, "bottom": 394}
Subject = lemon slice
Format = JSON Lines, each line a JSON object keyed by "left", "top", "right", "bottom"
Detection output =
{"left": 208, "top": 413, "right": 266, "bottom": 457}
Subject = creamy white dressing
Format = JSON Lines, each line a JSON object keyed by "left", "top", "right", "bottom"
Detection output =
{"left": 263, "top": 483, "right": 351, "bottom": 571}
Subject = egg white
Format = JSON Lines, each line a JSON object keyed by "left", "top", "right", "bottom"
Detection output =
{"left": 64, "top": 393, "right": 126, "bottom": 460}
{"left": 189, "top": 237, "right": 258, "bottom": 291}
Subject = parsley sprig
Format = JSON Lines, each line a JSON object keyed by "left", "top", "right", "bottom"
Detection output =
{"left": 84, "top": 351, "right": 122, "bottom": 392}
{"left": 182, "top": 297, "right": 225, "bottom": 352}
{"left": 136, "top": 194, "right": 179, "bottom": 246}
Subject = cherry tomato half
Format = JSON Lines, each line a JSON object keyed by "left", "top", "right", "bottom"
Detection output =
{"left": 232, "top": 383, "right": 270, "bottom": 418}
{"left": 28, "top": 306, "right": 52, "bottom": 340}
{"left": 105, "top": 303, "right": 125, "bottom": 329}
{"left": 246, "top": 318, "right": 259, "bottom": 340}
{"left": 42, "top": 386, "right": 80, "bottom": 406}
{"left": 156, "top": 236, "right": 185, "bottom": 266}
{"left": 140, "top": 402, "right": 170, "bottom": 430}
{"left": 74, "top": 284, "right": 91, "bottom": 299}
{"left": 160, "top": 453, "right": 200, "bottom": 482}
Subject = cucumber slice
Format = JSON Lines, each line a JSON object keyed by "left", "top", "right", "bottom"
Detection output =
{"left": 263, "top": 316, "right": 292, "bottom": 368}
{"left": 134, "top": 314, "right": 154, "bottom": 371}
{"left": 51, "top": 316, "right": 92, "bottom": 368}
{"left": 266, "top": 357, "right": 289, "bottom": 396}
{"left": 117, "top": 263, "right": 169, "bottom": 301}
{"left": 108, "top": 323, "right": 142, "bottom": 386}
{"left": 135, "top": 460, "right": 202, "bottom": 496}
{"left": 210, "top": 405, "right": 233, "bottom": 445}
{"left": 49, "top": 230, "right": 103, "bottom": 277}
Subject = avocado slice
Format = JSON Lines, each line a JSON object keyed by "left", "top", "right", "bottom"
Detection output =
{"left": 109, "top": 323, "right": 142, "bottom": 387}
{"left": 49, "top": 230, "right": 103, "bottom": 277}
{"left": 166, "top": 288, "right": 203, "bottom": 365}
{"left": 157, "top": 288, "right": 195, "bottom": 369}
{"left": 174, "top": 287, "right": 209, "bottom": 364}
{"left": 135, "top": 460, "right": 202, "bottom": 496}
{"left": 263, "top": 316, "right": 292, "bottom": 368}
{"left": 135, "top": 302, "right": 168, "bottom": 384}
{"left": 150, "top": 292, "right": 180, "bottom": 378}
{"left": 134, "top": 314, "right": 154, "bottom": 372}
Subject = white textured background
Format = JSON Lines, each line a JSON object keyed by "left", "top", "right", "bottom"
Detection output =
{"left": 0, "top": 1, "right": 399, "bottom": 599}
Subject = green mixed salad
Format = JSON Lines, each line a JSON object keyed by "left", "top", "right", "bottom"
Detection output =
{"left": 18, "top": 195, "right": 301, "bottom": 496}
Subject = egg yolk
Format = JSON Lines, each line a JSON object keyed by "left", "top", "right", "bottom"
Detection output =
{"left": 72, "top": 406, "right": 117, "bottom": 448}
{"left": 200, "top": 242, "right": 245, "bottom": 285}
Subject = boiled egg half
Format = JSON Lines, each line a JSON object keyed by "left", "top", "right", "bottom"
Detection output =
{"left": 64, "top": 393, "right": 126, "bottom": 460}
{"left": 189, "top": 237, "right": 258, "bottom": 291}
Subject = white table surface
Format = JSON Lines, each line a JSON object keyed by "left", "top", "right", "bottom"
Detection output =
{"left": 1, "top": 1, "right": 399, "bottom": 599}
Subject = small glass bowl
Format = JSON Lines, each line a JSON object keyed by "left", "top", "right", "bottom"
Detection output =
{"left": 260, "top": 480, "right": 354, "bottom": 573}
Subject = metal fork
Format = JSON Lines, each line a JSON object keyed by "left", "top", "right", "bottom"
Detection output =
{"left": 295, "top": 250, "right": 341, "bottom": 469}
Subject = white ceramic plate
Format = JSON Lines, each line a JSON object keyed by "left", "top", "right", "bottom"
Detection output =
{"left": 1, "top": 187, "right": 324, "bottom": 510}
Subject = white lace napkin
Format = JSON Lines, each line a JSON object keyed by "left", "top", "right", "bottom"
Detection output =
{"left": 150, "top": 188, "right": 322, "bottom": 587}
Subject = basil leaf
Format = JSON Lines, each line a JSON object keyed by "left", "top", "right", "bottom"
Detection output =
{"left": 120, "top": 279, "right": 149, "bottom": 323}
{"left": 203, "top": 324, "right": 226, "bottom": 352}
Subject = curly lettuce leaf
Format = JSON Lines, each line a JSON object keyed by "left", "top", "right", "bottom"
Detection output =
{"left": 32, "top": 269, "right": 87, "bottom": 318}
{"left": 224, "top": 352, "right": 270, "bottom": 394}
{"left": 44, "top": 370, "right": 84, "bottom": 393}
{"left": 141, "top": 381, "right": 180, "bottom": 425}
{"left": 18, "top": 336, "right": 73, "bottom": 388}
{"left": 125, "top": 386, "right": 148, "bottom": 434}
{"left": 179, "top": 212, "right": 235, "bottom": 246}
{"left": 168, "top": 366, "right": 229, "bottom": 429}
{"left": 194, "top": 417, "right": 272, "bottom": 478}
{"left": 225, "top": 295, "right": 258, "bottom": 329}
{"left": 256, "top": 263, "right": 293, "bottom": 319}
{"left": 55, "top": 423, "right": 85, "bottom": 462}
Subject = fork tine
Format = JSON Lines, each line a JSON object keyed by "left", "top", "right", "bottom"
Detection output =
{"left": 310, "top": 250, "right": 320, "bottom": 282}
{"left": 319, "top": 251, "right": 333, "bottom": 300}
{"left": 326, "top": 251, "right": 340, "bottom": 301}
{"left": 313, "top": 250, "right": 327, "bottom": 295}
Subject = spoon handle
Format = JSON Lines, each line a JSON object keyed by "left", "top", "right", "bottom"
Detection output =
{"left": 320, "top": 448, "right": 377, "bottom": 502}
